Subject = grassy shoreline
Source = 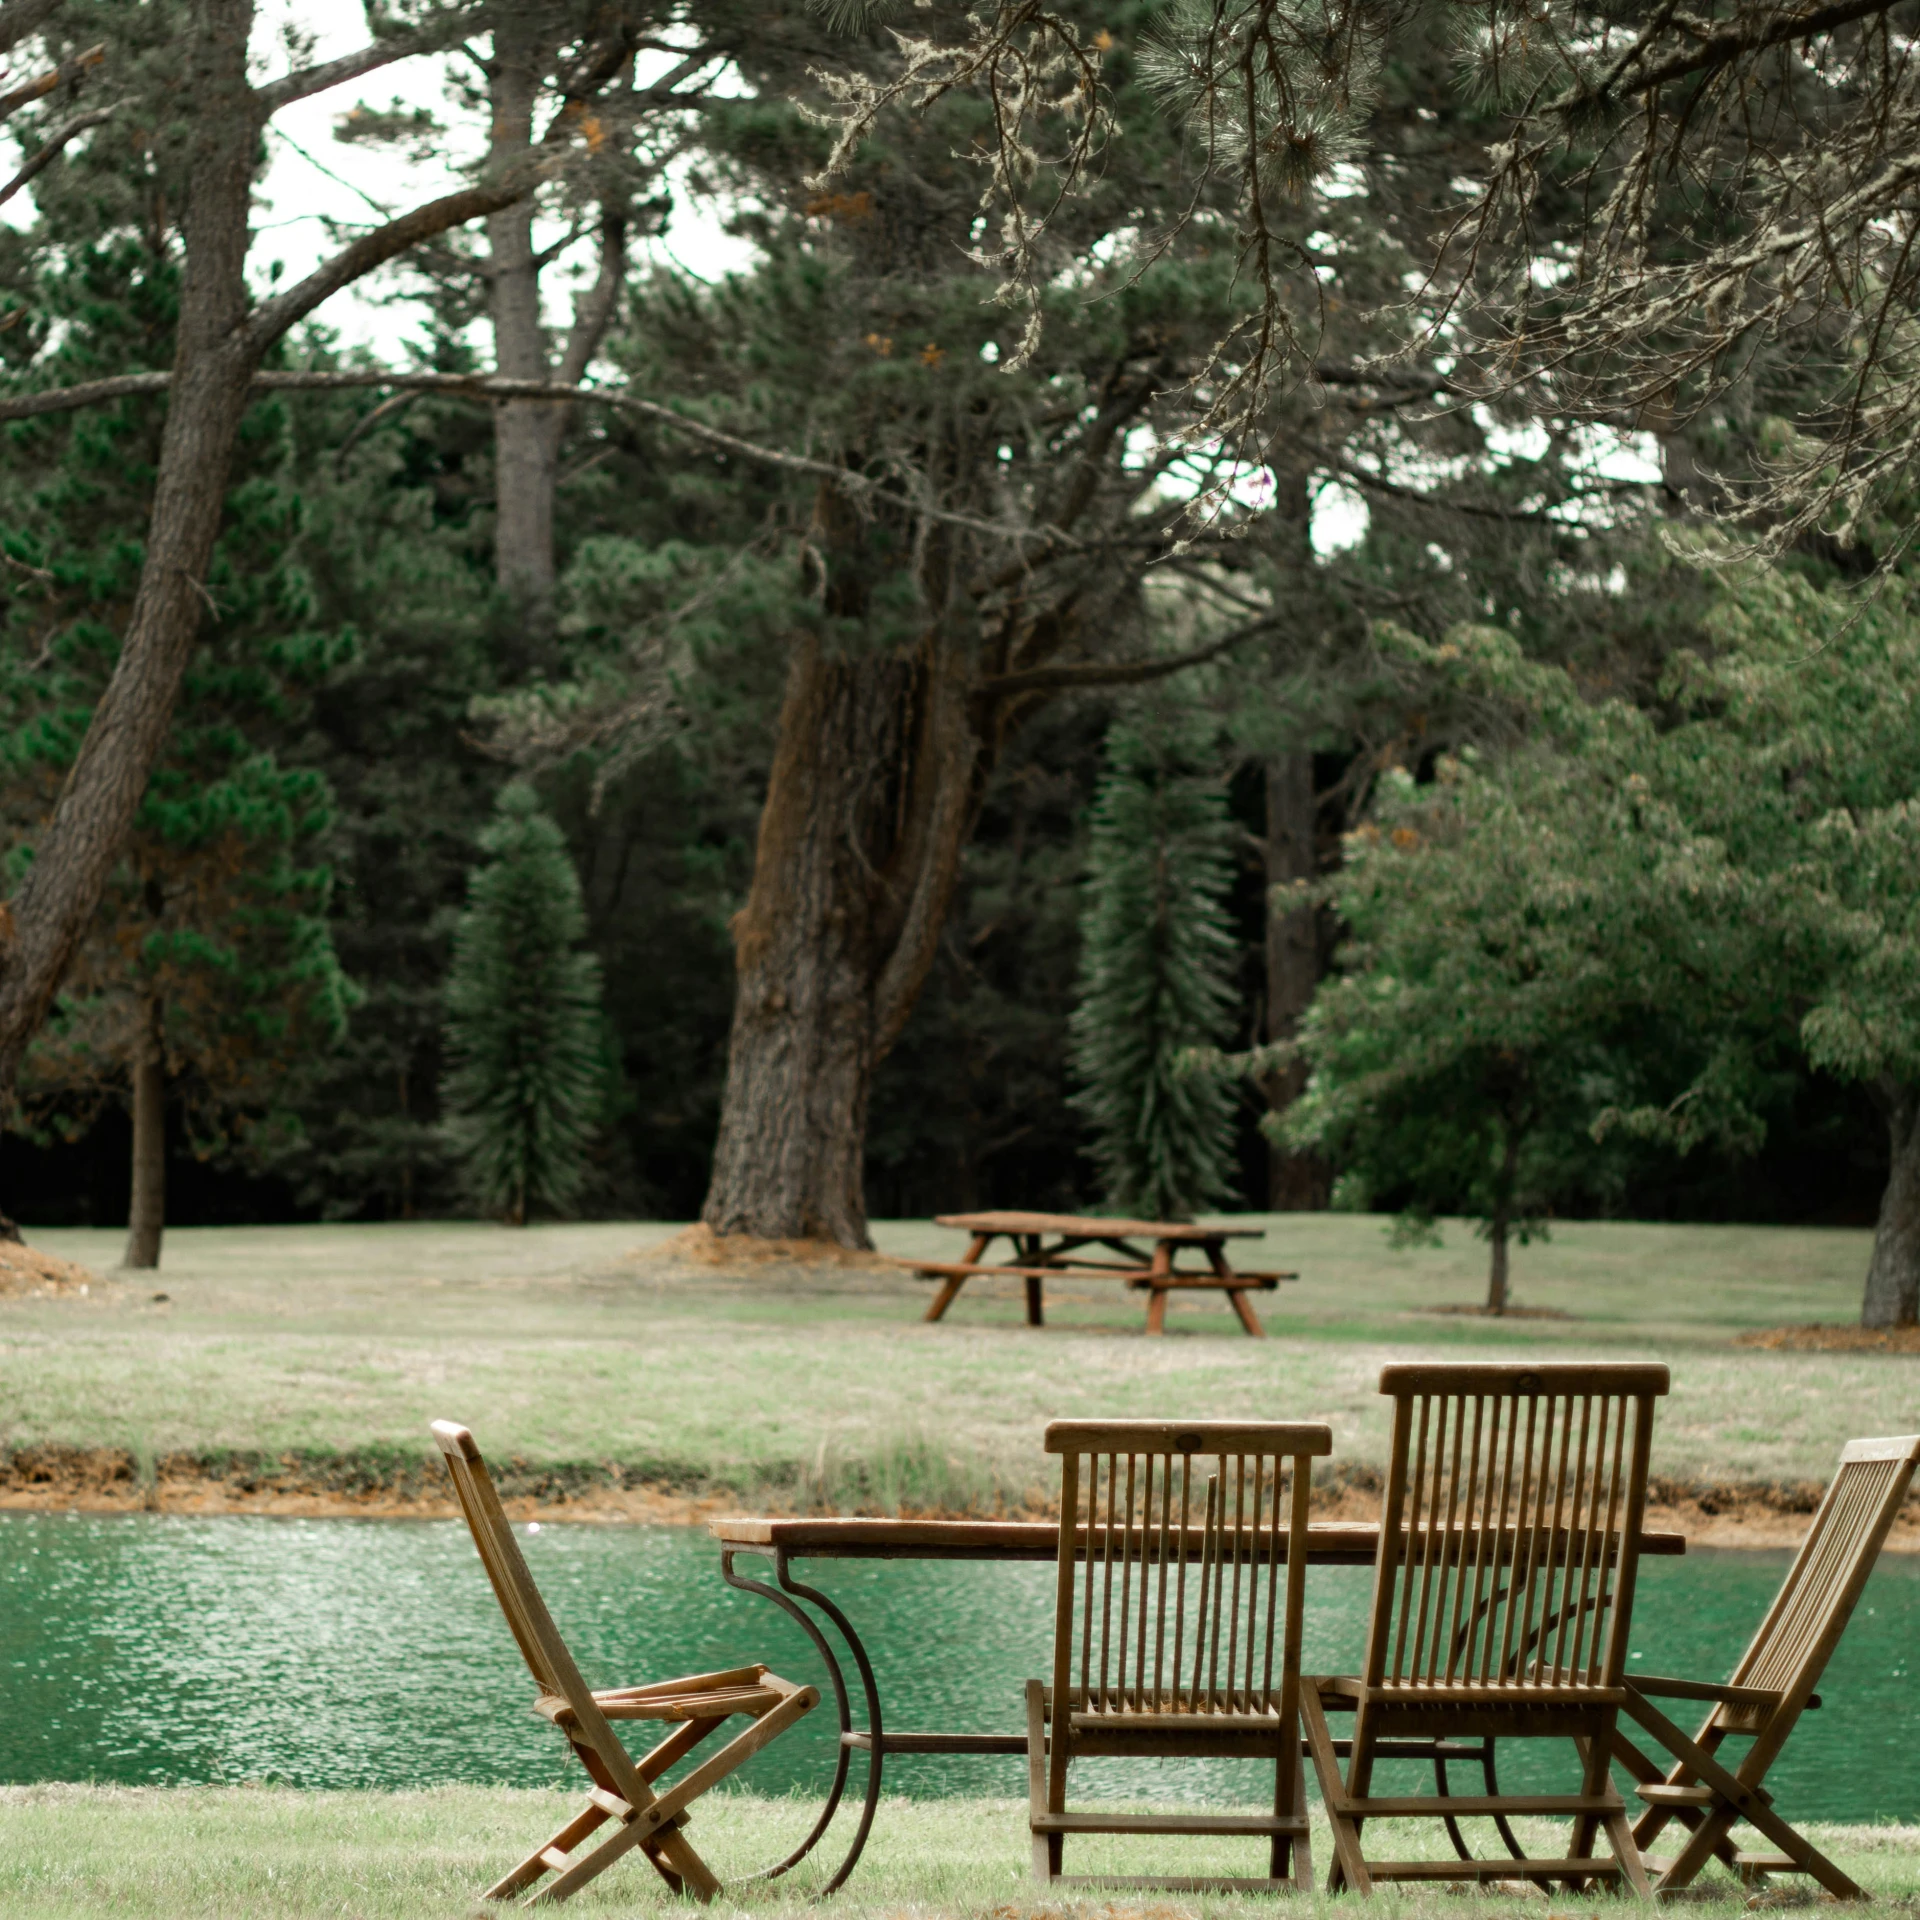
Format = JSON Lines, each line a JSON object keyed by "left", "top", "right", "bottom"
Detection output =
{"left": 2, "top": 1786, "right": 1916, "bottom": 1918}
{"left": 2, "top": 1217, "right": 1914, "bottom": 1544}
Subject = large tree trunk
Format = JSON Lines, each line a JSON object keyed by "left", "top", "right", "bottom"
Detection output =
{"left": 702, "top": 619, "right": 980, "bottom": 1246}
{"left": 1263, "top": 751, "right": 1327, "bottom": 1209}
{"left": 1862, "top": 1085, "right": 1920, "bottom": 1328}
{"left": 0, "top": 0, "right": 258, "bottom": 1096}
{"left": 122, "top": 995, "right": 164, "bottom": 1269}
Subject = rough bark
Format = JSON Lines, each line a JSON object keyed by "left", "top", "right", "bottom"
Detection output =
{"left": 483, "top": 21, "right": 630, "bottom": 625}
{"left": 485, "top": 17, "right": 559, "bottom": 614}
{"left": 701, "top": 612, "right": 981, "bottom": 1246}
{"left": 1862, "top": 1084, "right": 1920, "bottom": 1328}
{"left": 1263, "top": 751, "right": 1327, "bottom": 1209}
{"left": 0, "top": 0, "right": 259, "bottom": 1095}
{"left": 122, "top": 995, "right": 164, "bottom": 1270}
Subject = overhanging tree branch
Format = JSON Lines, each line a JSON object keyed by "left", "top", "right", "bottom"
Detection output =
{"left": 0, "top": 96, "right": 112, "bottom": 207}
{"left": 0, "top": 37, "right": 98, "bottom": 124}
{"left": 975, "top": 613, "right": 1281, "bottom": 704}
{"left": 253, "top": 20, "right": 474, "bottom": 114}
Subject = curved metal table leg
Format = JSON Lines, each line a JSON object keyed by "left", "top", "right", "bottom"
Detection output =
{"left": 1433, "top": 1743, "right": 1527, "bottom": 1863}
{"left": 720, "top": 1546, "right": 885, "bottom": 1894}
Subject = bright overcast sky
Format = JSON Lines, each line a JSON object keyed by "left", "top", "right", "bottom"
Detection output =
{"left": 246, "top": 3, "right": 755, "bottom": 360}
{"left": 1, "top": 4, "right": 754, "bottom": 362}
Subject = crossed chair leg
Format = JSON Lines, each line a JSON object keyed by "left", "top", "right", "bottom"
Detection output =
{"left": 1614, "top": 1687, "right": 1866, "bottom": 1900}
{"left": 489, "top": 1682, "right": 817, "bottom": 1904}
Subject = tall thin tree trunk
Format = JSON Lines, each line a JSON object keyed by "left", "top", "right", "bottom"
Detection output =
{"left": 485, "top": 19, "right": 559, "bottom": 616}
{"left": 1485, "top": 1121, "right": 1522, "bottom": 1314}
{"left": 0, "top": 1, "right": 259, "bottom": 1097}
{"left": 701, "top": 624, "right": 979, "bottom": 1246}
{"left": 1862, "top": 1085, "right": 1920, "bottom": 1328}
{"left": 122, "top": 994, "right": 164, "bottom": 1269}
{"left": 1263, "top": 750, "right": 1326, "bottom": 1209}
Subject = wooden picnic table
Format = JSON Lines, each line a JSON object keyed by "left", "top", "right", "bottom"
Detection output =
{"left": 895, "top": 1209, "right": 1295, "bottom": 1336}
{"left": 710, "top": 1515, "right": 1687, "bottom": 1891}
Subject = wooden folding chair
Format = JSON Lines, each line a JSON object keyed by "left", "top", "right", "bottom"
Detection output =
{"left": 1026, "top": 1418, "right": 1334, "bottom": 1892}
{"left": 432, "top": 1421, "right": 818, "bottom": 1904}
{"left": 1301, "top": 1363, "right": 1669, "bottom": 1895}
{"left": 1615, "top": 1432, "right": 1920, "bottom": 1899}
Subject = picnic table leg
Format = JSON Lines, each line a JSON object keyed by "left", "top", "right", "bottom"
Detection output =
{"left": 1206, "top": 1241, "right": 1268, "bottom": 1338}
{"left": 923, "top": 1233, "right": 992, "bottom": 1322}
{"left": 1020, "top": 1235, "right": 1045, "bottom": 1326}
{"left": 1143, "top": 1243, "right": 1173, "bottom": 1335}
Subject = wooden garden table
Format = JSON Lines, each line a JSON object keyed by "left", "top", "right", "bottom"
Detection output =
{"left": 710, "top": 1515, "right": 1686, "bottom": 1890}
{"left": 897, "top": 1209, "right": 1296, "bottom": 1336}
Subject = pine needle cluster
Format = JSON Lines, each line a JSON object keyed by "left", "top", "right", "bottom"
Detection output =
{"left": 1070, "top": 726, "right": 1241, "bottom": 1222}
{"left": 441, "top": 784, "right": 605, "bottom": 1225}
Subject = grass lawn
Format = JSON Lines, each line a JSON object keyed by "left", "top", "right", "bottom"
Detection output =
{"left": 1, "top": 1786, "right": 1915, "bottom": 1918}
{"left": 2, "top": 1215, "right": 1914, "bottom": 1502}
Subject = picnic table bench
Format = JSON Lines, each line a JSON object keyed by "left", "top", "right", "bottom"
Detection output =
{"left": 890, "top": 1209, "right": 1296, "bottom": 1337}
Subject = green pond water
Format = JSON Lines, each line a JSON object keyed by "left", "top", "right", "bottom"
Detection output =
{"left": 0, "top": 1514, "right": 1914, "bottom": 1821}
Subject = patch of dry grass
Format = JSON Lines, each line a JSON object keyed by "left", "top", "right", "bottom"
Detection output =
{"left": 0, "top": 1217, "right": 1908, "bottom": 1507}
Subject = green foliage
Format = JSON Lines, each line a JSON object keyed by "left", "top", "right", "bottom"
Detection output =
{"left": 1069, "top": 724, "right": 1240, "bottom": 1221}
{"left": 1283, "top": 552, "right": 1920, "bottom": 1310}
{"left": 0, "top": 236, "right": 353, "bottom": 1169}
{"left": 440, "top": 783, "right": 606, "bottom": 1224}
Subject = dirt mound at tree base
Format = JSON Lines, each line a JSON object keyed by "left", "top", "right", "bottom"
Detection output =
{"left": 0, "top": 1243, "right": 101, "bottom": 1299}
{"left": 1735, "top": 1324, "right": 1920, "bottom": 1353}
{"left": 637, "top": 1222, "right": 892, "bottom": 1270}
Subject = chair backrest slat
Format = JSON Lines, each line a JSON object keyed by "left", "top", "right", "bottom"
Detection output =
{"left": 1363, "top": 1365, "right": 1669, "bottom": 1693}
{"left": 1046, "top": 1420, "right": 1332, "bottom": 1718}
{"left": 432, "top": 1421, "right": 649, "bottom": 1799}
{"left": 1728, "top": 1434, "right": 1919, "bottom": 1759}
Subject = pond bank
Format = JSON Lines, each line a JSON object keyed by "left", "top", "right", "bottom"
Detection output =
{"left": 2, "top": 1441, "right": 1913, "bottom": 1549}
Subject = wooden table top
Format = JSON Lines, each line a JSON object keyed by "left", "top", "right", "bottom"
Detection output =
{"left": 709, "top": 1516, "right": 1687, "bottom": 1563}
{"left": 934, "top": 1211, "right": 1265, "bottom": 1243}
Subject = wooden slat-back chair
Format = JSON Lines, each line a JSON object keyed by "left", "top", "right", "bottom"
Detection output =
{"left": 1615, "top": 1432, "right": 1920, "bottom": 1899}
{"left": 1301, "top": 1363, "right": 1669, "bottom": 1896}
{"left": 432, "top": 1422, "right": 817, "bottom": 1904}
{"left": 1027, "top": 1418, "right": 1333, "bottom": 1892}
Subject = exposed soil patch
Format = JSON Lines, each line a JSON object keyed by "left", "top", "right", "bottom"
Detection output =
{"left": 0, "top": 1243, "right": 102, "bottom": 1299}
{"left": 638, "top": 1223, "right": 893, "bottom": 1271}
{"left": 3, "top": 1444, "right": 1912, "bottom": 1548}
{"left": 1735, "top": 1323, "right": 1920, "bottom": 1354}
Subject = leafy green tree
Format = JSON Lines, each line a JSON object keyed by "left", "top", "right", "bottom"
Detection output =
{"left": 1276, "top": 755, "right": 1732, "bottom": 1312}
{"left": 441, "top": 782, "right": 605, "bottom": 1224}
{"left": 1070, "top": 724, "right": 1240, "bottom": 1221}
{"left": 1288, "top": 557, "right": 1920, "bottom": 1326}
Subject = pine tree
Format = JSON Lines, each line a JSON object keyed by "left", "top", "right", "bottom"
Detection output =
{"left": 1070, "top": 725, "right": 1241, "bottom": 1221}
{"left": 441, "top": 783, "right": 605, "bottom": 1224}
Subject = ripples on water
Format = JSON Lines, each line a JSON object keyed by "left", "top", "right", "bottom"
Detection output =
{"left": 0, "top": 1513, "right": 1912, "bottom": 1820}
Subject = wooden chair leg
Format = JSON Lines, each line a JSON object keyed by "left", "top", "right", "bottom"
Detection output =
{"left": 1301, "top": 1682, "right": 1371, "bottom": 1894}
{"left": 1026, "top": 1680, "right": 1061, "bottom": 1882}
{"left": 1284, "top": 1730, "right": 1314, "bottom": 1891}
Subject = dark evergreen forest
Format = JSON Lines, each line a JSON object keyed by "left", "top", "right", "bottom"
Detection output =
{"left": 0, "top": 1, "right": 1905, "bottom": 1254}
